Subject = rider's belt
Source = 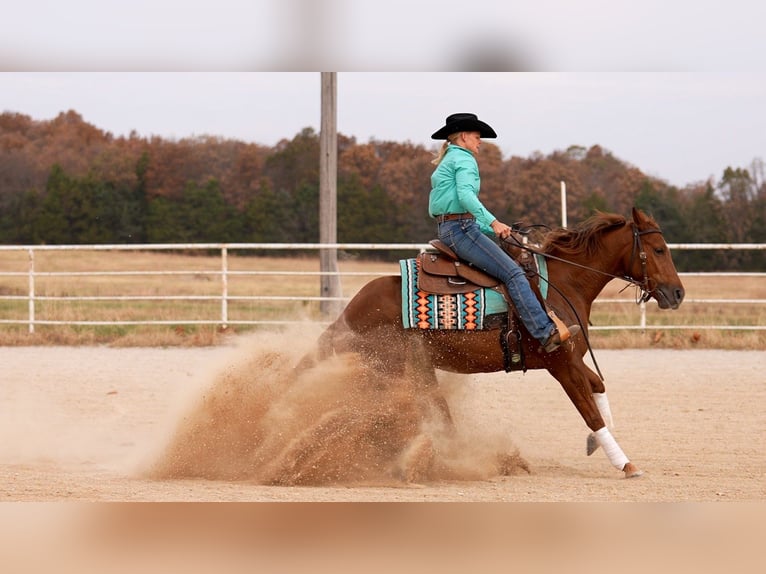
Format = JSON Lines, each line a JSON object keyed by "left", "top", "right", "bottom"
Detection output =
{"left": 436, "top": 212, "right": 475, "bottom": 223}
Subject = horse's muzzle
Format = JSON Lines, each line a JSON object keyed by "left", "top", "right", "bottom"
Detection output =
{"left": 656, "top": 285, "right": 685, "bottom": 309}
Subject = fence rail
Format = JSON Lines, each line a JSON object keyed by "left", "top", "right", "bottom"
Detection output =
{"left": 0, "top": 242, "right": 764, "bottom": 333}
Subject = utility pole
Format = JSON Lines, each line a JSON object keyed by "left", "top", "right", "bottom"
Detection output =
{"left": 319, "top": 72, "right": 342, "bottom": 317}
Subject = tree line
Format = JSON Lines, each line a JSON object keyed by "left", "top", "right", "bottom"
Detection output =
{"left": 0, "top": 110, "right": 764, "bottom": 271}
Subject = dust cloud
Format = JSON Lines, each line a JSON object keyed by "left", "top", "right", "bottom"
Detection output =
{"left": 147, "top": 330, "right": 527, "bottom": 485}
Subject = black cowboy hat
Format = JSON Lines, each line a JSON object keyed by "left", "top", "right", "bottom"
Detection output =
{"left": 431, "top": 113, "right": 497, "bottom": 139}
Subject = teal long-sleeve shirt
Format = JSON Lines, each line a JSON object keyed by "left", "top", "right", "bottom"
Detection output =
{"left": 429, "top": 144, "right": 497, "bottom": 236}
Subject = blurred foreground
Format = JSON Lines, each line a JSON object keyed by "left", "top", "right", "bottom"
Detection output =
{"left": 0, "top": 503, "right": 763, "bottom": 574}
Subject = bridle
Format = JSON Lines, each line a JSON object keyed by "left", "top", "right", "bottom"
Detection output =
{"left": 627, "top": 223, "right": 665, "bottom": 303}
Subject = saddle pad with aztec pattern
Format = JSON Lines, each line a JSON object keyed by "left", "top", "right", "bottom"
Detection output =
{"left": 399, "top": 258, "right": 507, "bottom": 330}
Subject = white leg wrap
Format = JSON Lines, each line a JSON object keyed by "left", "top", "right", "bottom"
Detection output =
{"left": 594, "top": 427, "right": 629, "bottom": 470}
{"left": 593, "top": 392, "right": 614, "bottom": 429}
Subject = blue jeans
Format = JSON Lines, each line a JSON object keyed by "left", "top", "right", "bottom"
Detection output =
{"left": 438, "top": 219, "right": 555, "bottom": 344}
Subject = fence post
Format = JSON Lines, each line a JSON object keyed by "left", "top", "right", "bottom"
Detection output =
{"left": 27, "top": 248, "right": 35, "bottom": 334}
{"left": 221, "top": 246, "right": 228, "bottom": 329}
{"left": 560, "top": 181, "right": 567, "bottom": 228}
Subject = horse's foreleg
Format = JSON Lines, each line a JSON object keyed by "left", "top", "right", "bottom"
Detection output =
{"left": 553, "top": 362, "right": 642, "bottom": 478}
{"left": 591, "top": 427, "right": 642, "bottom": 477}
{"left": 584, "top": 374, "right": 643, "bottom": 478}
{"left": 589, "top": 420, "right": 642, "bottom": 478}
{"left": 585, "top": 368, "right": 615, "bottom": 455}
{"left": 586, "top": 393, "right": 615, "bottom": 453}
{"left": 592, "top": 391, "right": 614, "bottom": 428}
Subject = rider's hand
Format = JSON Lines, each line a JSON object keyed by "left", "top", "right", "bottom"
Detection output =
{"left": 491, "top": 219, "right": 512, "bottom": 239}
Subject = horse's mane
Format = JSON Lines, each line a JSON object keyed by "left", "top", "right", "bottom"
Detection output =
{"left": 541, "top": 211, "right": 630, "bottom": 258}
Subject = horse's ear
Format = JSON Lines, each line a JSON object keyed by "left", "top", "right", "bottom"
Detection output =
{"left": 631, "top": 207, "right": 643, "bottom": 224}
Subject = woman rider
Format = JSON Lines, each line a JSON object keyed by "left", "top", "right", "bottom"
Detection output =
{"left": 429, "top": 112, "right": 579, "bottom": 353}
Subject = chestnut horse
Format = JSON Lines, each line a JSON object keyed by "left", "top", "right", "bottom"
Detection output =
{"left": 300, "top": 208, "right": 685, "bottom": 478}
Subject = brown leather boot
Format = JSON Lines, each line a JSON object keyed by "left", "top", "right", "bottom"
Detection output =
{"left": 543, "top": 324, "right": 581, "bottom": 353}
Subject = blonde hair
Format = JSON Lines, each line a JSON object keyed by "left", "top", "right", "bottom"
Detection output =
{"left": 431, "top": 133, "right": 461, "bottom": 165}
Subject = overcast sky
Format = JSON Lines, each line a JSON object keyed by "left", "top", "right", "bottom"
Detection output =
{"left": 3, "top": 72, "right": 764, "bottom": 188}
{"left": 3, "top": 2, "right": 765, "bottom": 188}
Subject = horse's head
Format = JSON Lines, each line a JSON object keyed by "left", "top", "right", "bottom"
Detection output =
{"left": 625, "top": 207, "right": 685, "bottom": 309}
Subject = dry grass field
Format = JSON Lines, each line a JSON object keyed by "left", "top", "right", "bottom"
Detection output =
{"left": 0, "top": 249, "right": 763, "bottom": 349}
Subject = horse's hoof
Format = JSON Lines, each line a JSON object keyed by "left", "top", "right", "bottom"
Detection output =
{"left": 586, "top": 432, "right": 599, "bottom": 456}
{"left": 623, "top": 462, "right": 644, "bottom": 478}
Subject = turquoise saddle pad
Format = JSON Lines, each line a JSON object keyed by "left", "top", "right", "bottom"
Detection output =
{"left": 399, "top": 258, "right": 507, "bottom": 330}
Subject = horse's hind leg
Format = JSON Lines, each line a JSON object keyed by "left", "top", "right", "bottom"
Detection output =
{"left": 405, "top": 336, "right": 454, "bottom": 431}
{"left": 389, "top": 337, "right": 456, "bottom": 484}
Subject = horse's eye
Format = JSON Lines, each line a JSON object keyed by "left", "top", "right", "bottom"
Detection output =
{"left": 654, "top": 247, "right": 665, "bottom": 255}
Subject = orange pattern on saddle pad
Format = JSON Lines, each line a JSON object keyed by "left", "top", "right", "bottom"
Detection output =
{"left": 464, "top": 292, "right": 479, "bottom": 326}
{"left": 413, "top": 290, "right": 481, "bottom": 329}
{"left": 416, "top": 291, "right": 431, "bottom": 329}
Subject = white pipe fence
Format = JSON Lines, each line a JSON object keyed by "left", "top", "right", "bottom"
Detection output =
{"left": 0, "top": 242, "right": 763, "bottom": 334}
